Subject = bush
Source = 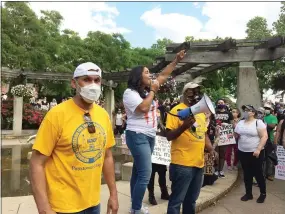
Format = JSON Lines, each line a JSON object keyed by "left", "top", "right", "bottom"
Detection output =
{"left": 1, "top": 98, "right": 47, "bottom": 130}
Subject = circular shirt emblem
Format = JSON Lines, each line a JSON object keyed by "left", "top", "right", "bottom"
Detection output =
{"left": 189, "top": 115, "right": 207, "bottom": 140}
{"left": 72, "top": 122, "right": 106, "bottom": 164}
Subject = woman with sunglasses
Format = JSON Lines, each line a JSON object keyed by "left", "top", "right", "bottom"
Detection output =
{"left": 123, "top": 50, "right": 186, "bottom": 214}
{"left": 234, "top": 105, "right": 268, "bottom": 203}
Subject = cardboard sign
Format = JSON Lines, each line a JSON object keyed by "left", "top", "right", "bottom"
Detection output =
{"left": 204, "top": 152, "right": 215, "bottom": 175}
{"left": 218, "top": 124, "right": 236, "bottom": 146}
{"left": 275, "top": 146, "right": 285, "bottom": 180}
{"left": 151, "top": 136, "right": 171, "bottom": 166}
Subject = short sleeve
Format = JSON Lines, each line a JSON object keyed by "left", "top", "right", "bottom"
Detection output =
{"left": 106, "top": 115, "right": 115, "bottom": 149}
{"left": 123, "top": 89, "right": 143, "bottom": 113}
{"left": 166, "top": 108, "right": 179, "bottom": 130}
{"left": 234, "top": 121, "right": 241, "bottom": 134}
{"left": 257, "top": 119, "right": 266, "bottom": 129}
{"left": 271, "top": 116, "right": 278, "bottom": 125}
{"left": 32, "top": 113, "right": 60, "bottom": 157}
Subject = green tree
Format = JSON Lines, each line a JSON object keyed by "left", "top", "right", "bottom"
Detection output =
{"left": 273, "top": 2, "right": 285, "bottom": 36}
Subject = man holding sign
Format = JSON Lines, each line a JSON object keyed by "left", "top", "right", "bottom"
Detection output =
{"left": 165, "top": 82, "right": 216, "bottom": 214}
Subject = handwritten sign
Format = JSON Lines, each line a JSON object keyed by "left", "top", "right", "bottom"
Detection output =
{"left": 204, "top": 152, "right": 215, "bottom": 175}
{"left": 218, "top": 124, "right": 236, "bottom": 146}
{"left": 275, "top": 146, "right": 285, "bottom": 180}
{"left": 151, "top": 136, "right": 171, "bottom": 166}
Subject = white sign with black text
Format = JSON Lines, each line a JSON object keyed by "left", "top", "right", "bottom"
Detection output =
{"left": 275, "top": 146, "right": 285, "bottom": 180}
{"left": 151, "top": 136, "right": 171, "bottom": 166}
{"left": 218, "top": 124, "right": 236, "bottom": 146}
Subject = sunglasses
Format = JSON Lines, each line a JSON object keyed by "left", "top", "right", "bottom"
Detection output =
{"left": 84, "top": 112, "right": 96, "bottom": 134}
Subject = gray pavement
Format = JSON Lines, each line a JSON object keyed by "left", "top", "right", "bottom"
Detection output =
{"left": 199, "top": 178, "right": 285, "bottom": 214}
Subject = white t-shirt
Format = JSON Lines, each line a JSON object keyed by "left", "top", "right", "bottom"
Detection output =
{"left": 234, "top": 119, "right": 266, "bottom": 152}
{"left": 115, "top": 113, "right": 123, "bottom": 126}
{"left": 123, "top": 89, "right": 157, "bottom": 137}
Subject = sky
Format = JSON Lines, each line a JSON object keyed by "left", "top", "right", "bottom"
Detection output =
{"left": 18, "top": 2, "right": 284, "bottom": 48}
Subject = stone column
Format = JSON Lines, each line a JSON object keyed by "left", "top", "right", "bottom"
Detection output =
{"left": 104, "top": 87, "right": 115, "bottom": 122}
{"left": 237, "top": 62, "right": 262, "bottom": 110}
{"left": 11, "top": 145, "right": 21, "bottom": 191}
{"left": 13, "top": 96, "right": 23, "bottom": 136}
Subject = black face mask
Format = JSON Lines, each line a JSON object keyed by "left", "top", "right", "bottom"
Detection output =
{"left": 217, "top": 104, "right": 226, "bottom": 109}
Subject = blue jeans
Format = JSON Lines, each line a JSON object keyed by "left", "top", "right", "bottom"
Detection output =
{"left": 57, "top": 204, "right": 100, "bottom": 214}
{"left": 167, "top": 164, "right": 203, "bottom": 214}
{"left": 126, "top": 130, "right": 155, "bottom": 212}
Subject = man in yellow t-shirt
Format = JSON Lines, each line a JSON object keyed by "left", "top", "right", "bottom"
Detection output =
{"left": 166, "top": 82, "right": 216, "bottom": 214}
{"left": 29, "top": 62, "right": 118, "bottom": 214}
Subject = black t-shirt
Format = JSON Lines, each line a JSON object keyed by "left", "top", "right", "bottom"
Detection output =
{"left": 215, "top": 110, "right": 233, "bottom": 124}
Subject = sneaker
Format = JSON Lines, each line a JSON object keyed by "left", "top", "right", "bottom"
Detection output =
{"left": 227, "top": 166, "right": 233, "bottom": 171}
{"left": 219, "top": 171, "right": 226, "bottom": 178}
{"left": 214, "top": 171, "right": 219, "bottom": 176}
{"left": 266, "top": 176, "right": 274, "bottom": 181}
{"left": 140, "top": 206, "right": 150, "bottom": 214}
{"left": 130, "top": 206, "right": 150, "bottom": 214}
{"left": 241, "top": 194, "right": 253, "bottom": 201}
{"left": 256, "top": 194, "right": 266, "bottom": 203}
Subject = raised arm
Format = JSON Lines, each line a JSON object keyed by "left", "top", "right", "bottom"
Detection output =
{"left": 156, "top": 50, "right": 186, "bottom": 85}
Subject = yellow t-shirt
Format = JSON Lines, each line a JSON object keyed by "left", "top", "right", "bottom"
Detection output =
{"left": 32, "top": 99, "right": 115, "bottom": 213}
{"left": 166, "top": 103, "right": 207, "bottom": 168}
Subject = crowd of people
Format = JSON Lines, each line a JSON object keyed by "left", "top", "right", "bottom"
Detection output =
{"left": 28, "top": 56, "right": 285, "bottom": 214}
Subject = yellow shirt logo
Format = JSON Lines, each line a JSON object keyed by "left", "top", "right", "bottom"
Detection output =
{"left": 72, "top": 122, "right": 106, "bottom": 164}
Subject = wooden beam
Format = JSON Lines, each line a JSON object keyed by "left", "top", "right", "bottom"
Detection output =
{"left": 166, "top": 42, "right": 191, "bottom": 53}
{"left": 165, "top": 47, "right": 285, "bottom": 63}
{"left": 210, "top": 39, "right": 236, "bottom": 52}
{"left": 172, "top": 63, "right": 199, "bottom": 77}
{"left": 254, "top": 36, "right": 285, "bottom": 49}
{"left": 149, "top": 59, "right": 169, "bottom": 73}
{"left": 191, "top": 63, "right": 232, "bottom": 78}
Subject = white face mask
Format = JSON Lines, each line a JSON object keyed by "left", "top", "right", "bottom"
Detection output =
{"left": 76, "top": 82, "right": 101, "bottom": 104}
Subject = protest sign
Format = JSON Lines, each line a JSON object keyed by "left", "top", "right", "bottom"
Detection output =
{"left": 275, "top": 146, "right": 285, "bottom": 180}
{"left": 151, "top": 136, "right": 171, "bottom": 166}
{"left": 204, "top": 152, "right": 215, "bottom": 175}
{"left": 218, "top": 124, "right": 236, "bottom": 146}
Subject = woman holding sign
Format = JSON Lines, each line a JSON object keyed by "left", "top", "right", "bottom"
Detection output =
{"left": 234, "top": 105, "right": 268, "bottom": 203}
{"left": 123, "top": 50, "right": 186, "bottom": 214}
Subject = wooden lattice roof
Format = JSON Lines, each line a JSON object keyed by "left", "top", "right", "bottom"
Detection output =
{"left": 104, "top": 36, "right": 285, "bottom": 83}
{"left": 2, "top": 37, "right": 284, "bottom": 85}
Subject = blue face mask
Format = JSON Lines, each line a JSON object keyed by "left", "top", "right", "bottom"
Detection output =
{"left": 243, "top": 112, "right": 249, "bottom": 119}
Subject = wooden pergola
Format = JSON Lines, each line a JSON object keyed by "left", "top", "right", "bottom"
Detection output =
{"left": 3, "top": 36, "right": 284, "bottom": 85}
{"left": 1, "top": 67, "right": 117, "bottom": 88}
{"left": 103, "top": 36, "right": 285, "bottom": 83}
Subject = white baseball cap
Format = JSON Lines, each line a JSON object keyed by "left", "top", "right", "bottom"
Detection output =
{"left": 73, "top": 62, "right": 102, "bottom": 78}
{"left": 182, "top": 82, "right": 200, "bottom": 94}
{"left": 264, "top": 103, "right": 273, "bottom": 110}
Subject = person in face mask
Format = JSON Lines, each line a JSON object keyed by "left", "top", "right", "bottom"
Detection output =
{"left": 213, "top": 99, "right": 234, "bottom": 178}
{"left": 256, "top": 107, "right": 265, "bottom": 121}
{"left": 29, "top": 62, "right": 119, "bottom": 214}
{"left": 234, "top": 105, "right": 268, "bottom": 203}
{"left": 263, "top": 103, "right": 278, "bottom": 181}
